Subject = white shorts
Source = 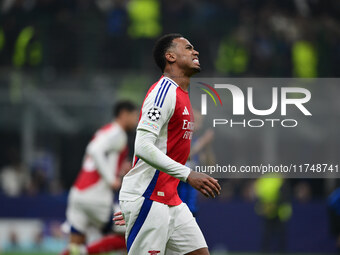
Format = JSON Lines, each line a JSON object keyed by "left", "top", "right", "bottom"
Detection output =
{"left": 120, "top": 197, "right": 207, "bottom": 255}
{"left": 66, "top": 200, "right": 113, "bottom": 235}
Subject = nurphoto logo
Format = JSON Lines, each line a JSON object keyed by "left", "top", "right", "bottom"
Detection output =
{"left": 198, "top": 82, "right": 312, "bottom": 128}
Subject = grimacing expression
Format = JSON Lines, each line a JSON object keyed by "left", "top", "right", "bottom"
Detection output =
{"left": 168, "top": 37, "right": 200, "bottom": 74}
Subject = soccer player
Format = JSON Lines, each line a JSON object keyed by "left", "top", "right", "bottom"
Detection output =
{"left": 119, "top": 34, "right": 221, "bottom": 255}
{"left": 63, "top": 101, "right": 138, "bottom": 255}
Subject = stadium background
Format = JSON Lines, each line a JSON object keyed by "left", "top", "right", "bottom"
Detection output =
{"left": 1, "top": 0, "right": 340, "bottom": 254}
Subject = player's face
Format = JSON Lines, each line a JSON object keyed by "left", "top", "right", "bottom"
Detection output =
{"left": 126, "top": 110, "right": 138, "bottom": 131}
{"left": 171, "top": 37, "right": 200, "bottom": 75}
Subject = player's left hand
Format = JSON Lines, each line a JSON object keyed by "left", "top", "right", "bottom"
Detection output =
{"left": 113, "top": 211, "right": 126, "bottom": 226}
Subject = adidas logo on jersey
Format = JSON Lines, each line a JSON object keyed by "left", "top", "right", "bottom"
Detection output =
{"left": 182, "top": 106, "right": 189, "bottom": 115}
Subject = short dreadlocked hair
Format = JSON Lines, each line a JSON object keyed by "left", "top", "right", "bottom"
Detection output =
{"left": 153, "top": 33, "right": 183, "bottom": 72}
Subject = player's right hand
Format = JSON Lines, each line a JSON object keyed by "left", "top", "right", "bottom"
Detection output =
{"left": 113, "top": 211, "right": 126, "bottom": 226}
{"left": 187, "top": 171, "right": 221, "bottom": 198}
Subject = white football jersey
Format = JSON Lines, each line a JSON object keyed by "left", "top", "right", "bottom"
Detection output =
{"left": 119, "top": 76, "right": 194, "bottom": 206}
{"left": 69, "top": 123, "right": 128, "bottom": 206}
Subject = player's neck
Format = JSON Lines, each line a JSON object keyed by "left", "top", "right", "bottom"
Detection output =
{"left": 115, "top": 118, "right": 126, "bottom": 131}
{"left": 163, "top": 73, "right": 190, "bottom": 92}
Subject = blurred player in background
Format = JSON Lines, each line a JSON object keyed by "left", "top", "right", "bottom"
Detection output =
{"left": 328, "top": 187, "right": 340, "bottom": 253}
{"left": 118, "top": 34, "right": 221, "bottom": 255}
{"left": 61, "top": 101, "right": 138, "bottom": 255}
{"left": 255, "top": 175, "right": 292, "bottom": 253}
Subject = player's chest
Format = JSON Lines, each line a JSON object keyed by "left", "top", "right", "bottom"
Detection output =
{"left": 169, "top": 93, "right": 194, "bottom": 139}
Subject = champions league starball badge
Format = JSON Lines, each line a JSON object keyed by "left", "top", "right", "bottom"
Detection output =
{"left": 147, "top": 107, "right": 161, "bottom": 121}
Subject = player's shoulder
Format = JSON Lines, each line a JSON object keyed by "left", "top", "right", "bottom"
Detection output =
{"left": 95, "top": 122, "right": 124, "bottom": 138}
{"left": 97, "top": 122, "right": 114, "bottom": 133}
{"left": 95, "top": 122, "right": 127, "bottom": 147}
{"left": 146, "top": 76, "right": 179, "bottom": 108}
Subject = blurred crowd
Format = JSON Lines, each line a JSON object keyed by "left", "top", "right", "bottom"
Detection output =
{"left": 0, "top": 0, "right": 340, "bottom": 77}
{"left": 1, "top": 0, "right": 339, "bottom": 200}
{"left": 0, "top": 2, "right": 339, "bottom": 253}
{"left": 0, "top": 133, "right": 330, "bottom": 204}
{"left": 0, "top": 221, "right": 67, "bottom": 253}
{"left": 0, "top": 146, "right": 63, "bottom": 197}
